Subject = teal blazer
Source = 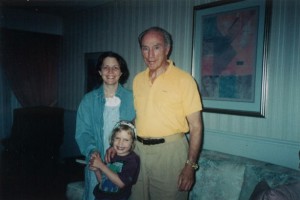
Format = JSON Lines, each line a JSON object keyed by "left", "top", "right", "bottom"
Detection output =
{"left": 75, "top": 84, "right": 135, "bottom": 159}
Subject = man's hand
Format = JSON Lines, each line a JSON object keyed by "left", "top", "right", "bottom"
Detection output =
{"left": 105, "top": 146, "right": 117, "bottom": 163}
{"left": 177, "top": 165, "right": 195, "bottom": 191}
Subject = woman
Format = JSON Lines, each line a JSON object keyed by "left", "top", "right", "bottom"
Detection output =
{"left": 75, "top": 51, "right": 135, "bottom": 200}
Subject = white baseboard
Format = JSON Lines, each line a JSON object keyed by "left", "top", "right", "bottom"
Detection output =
{"left": 202, "top": 129, "right": 300, "bottom": 170}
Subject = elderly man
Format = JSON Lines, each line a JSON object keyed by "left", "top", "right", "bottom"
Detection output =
{"left": 131, "top": 26, "right": 203, "bottom": 200}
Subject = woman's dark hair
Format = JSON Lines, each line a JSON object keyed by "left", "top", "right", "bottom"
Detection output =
{"left": 96, "top": 51, "right": 129, "bottom": 85}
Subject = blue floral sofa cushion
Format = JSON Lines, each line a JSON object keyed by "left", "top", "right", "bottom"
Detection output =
{"left": 190, "top": 156, "right": 245, "bottom": 200}
{"left": 189, "top": 149, "right": 300, "bottom": 200}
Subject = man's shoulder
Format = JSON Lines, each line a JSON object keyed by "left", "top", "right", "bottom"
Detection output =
{"left": 134, "top": 70, "right": 147, "bottom": 81}
{"left": 172, "top": 65, "right": 192, "bottom": 77}
{"left": 169, "top": 66, "right": 195, "bottom": 85}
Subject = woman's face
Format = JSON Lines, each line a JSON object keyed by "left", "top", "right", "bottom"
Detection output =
{"left": 99, "top": 57, "right": 122, "bottom": 86}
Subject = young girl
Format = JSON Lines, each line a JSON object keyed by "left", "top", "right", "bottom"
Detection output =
{"left": 89, "top": 121, "right": 140, "bottom": 200}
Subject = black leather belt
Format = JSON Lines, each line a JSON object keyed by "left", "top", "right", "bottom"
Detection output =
{"left": 137, "top": 136, "right": 165, "bottom": 145}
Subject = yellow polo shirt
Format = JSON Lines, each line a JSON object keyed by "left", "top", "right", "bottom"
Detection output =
{"left": 133, "top": 60, "right": 202, "bottom": 137}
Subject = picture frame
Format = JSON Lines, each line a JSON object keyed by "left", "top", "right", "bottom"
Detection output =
{"left": 192, "top": 0, "right": 272, "bottom": 117}
{"left": 84, "top": 52, "right": 103, "bottom": 92}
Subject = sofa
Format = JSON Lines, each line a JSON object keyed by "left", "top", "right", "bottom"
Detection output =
{"left": 66, "top": 149, "right": 300, "bottom": 200}
{"left": 190, "top": 149, "right": 300, "bottom": 200}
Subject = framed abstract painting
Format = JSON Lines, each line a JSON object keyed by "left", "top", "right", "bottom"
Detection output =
{"left": 192, "top": 0, "right": 272, "bottom": 117}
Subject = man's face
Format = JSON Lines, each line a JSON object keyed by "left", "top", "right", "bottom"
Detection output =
{"left": 140, "top": 31, "right": 170, "bottom": 72}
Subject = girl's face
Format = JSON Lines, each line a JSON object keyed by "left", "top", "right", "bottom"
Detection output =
{"left": 112, "top": 130, "right": 133, "bottom": 156}
{"left": 99, "top": 57, "right": 122, "bottom": 86}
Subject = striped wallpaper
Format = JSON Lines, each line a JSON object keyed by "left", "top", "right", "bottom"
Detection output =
{"left": 1, "top": 0, "right": 300, "bottom": 169}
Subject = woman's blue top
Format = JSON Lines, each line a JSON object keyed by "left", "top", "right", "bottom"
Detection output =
{"left": 75, "top": 84, "right": 135, "bottom": 159}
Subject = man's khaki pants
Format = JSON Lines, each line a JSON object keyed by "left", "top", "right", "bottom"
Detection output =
{"left": 130, "top": 136, "right": 189, "bottom": 200}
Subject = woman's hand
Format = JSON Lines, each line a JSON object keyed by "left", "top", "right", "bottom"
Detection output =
{"left": 88, "top": 154, "right": 97, "bottom": 171}
{"left": 105, "top": 146, "right": 117, "bottom": 163}
{"left": 88, "top": 165, "right": 98, "bottom": 171}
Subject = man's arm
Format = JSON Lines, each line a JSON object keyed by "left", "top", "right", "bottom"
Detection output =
{"left": 178, "top": 110, "right": 203, "bottom": 191}
{"left": 186, "top": 110, "right": 203, "bottom": 166}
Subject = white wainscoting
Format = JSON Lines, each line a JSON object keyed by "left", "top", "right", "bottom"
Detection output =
{"left": 203, "top": 129, "right": 300, "bottom": 170}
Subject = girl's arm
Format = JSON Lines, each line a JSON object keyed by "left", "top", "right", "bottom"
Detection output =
{"left": 90, "top": 154, "right": 125, "bottom": 188}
